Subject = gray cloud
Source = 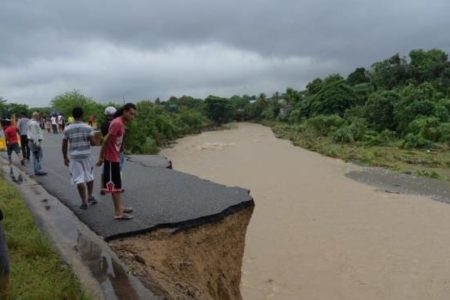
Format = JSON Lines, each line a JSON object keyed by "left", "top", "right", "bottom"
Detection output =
{"left": 1, "top": 0, "right": 450, "bottom": 106}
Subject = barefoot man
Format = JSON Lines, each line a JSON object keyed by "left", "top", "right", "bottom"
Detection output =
{"left": 97, "top": 103, "right": 136, "bottom": 220}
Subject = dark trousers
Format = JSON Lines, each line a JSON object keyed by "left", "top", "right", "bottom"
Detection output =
{"left": 20, "top": 135, "right": 30, "bottom": 159}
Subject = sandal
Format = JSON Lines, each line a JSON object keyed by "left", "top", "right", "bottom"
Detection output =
{"left": 123, "top": 207, "right": 134, "bottom": 213}
{"left": 88, "top": 196, "right": 98, "bottom": 205}
{"left": 114, "top": 213, "right": 134, "bottom": 220}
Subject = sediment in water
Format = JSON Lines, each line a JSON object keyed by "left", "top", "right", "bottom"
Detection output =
{"left": 110, "top": 206, "right": 254, "bottom": 300}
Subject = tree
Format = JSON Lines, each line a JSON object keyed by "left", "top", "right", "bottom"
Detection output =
{"left": 365, "top": 91, "right": 399, "bottom": 131}
{"left": 204, "top": 96, "right": 233, "bottom": 124}
{"left": 409, "top": 49, "right": 448, "bottom": 83}
{"left": 51, "top": 90, "right": 103, "bottom": 120}
{"left": 394, "top": 83, "right": 439, "bottom": 133}
{"left": 305, "top": 78, "right": 323, "bottom": 95}
{"left": 284, "top": 88, "right": 300, "bottom": 104}
{"left": 370, "top": 54, "right": 410, "bottom": 89}
{"left": 347, "top": 67, "right": 371, "bottom": 86}
{"left": 307, "top": 78, "right": 358, "bottom": 116}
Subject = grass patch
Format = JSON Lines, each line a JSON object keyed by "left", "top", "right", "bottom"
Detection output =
{"left": 263, "top": 121, "right": 450, "bottom": 181}
{"left": 0, "top": 176, "right": 92, "bottom": 300}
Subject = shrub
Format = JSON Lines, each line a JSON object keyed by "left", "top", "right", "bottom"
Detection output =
{"left": 437, "top": 123, "right": 450, "bottom": 144}
{"left": 363, "top": 130, "right": 397, "bottom": 146}
{"left": 304, "top": 114, "right": 345, "bottom": 136}
{"left": 408, "top": 117, "right": 440, "bottom": 142}
{"left": 331, "top": 119, "right": 368, "bottom": 143}
{"left": 140, "top": 137, "right": 159, "bottom": 154}
{"left": 331, "top": 126, "right": 354, "bottom": 143}
{"left": 401, "top": 133, "right": 433, "bottom": 149}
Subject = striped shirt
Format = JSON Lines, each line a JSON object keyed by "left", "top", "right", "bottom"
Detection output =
{"left": 63, "top": 122, "right": 94, "bottom": 159}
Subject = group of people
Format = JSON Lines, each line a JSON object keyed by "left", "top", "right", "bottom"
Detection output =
{"left": 2, "top": 112, "right": 47, "bottom": 176}
{"left": 0, "top": 103, "right": 137, "bottom": 296}
{"left": 62, "top": 103, "right": 136, "bottom": 219}
{"left": 2, "top": 103, "right": 137, "bottom": 219}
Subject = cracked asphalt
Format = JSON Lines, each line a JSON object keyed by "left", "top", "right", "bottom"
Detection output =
{"left": 5, "top": 131, "right": 253, "bottom": 240}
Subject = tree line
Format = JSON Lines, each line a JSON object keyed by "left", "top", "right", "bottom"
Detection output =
{"left": 2, "top": 48, "right": 450, "bottom": 153}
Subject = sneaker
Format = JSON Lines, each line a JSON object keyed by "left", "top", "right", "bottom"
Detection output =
{"left": 88, "top": 196, "right": 97, "bottom": 205}
{"left": 80, "top": 203, "right": 88, "bottom": 210}
{"left": 35, "top": 172, "right": 48, "bottom": 176}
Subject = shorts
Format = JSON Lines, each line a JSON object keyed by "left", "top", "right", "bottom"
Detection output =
{"left": 0, "top": 222, "right": 10, "bottom": 276}
{"left": 69, "top": 157, "right": 94, "bottom": 185}
{"left": 102, "top": 160, "right": 122, "bottom": 193}
{"left": 7, "top": 143, "right": 21, "bottom": 158}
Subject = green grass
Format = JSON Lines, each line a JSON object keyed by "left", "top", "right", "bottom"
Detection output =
{"left": 0, "top": 176, "right": 92, "bottom": 300}
{"left": 264, "top": 121, "right": 450, "bottom": 181}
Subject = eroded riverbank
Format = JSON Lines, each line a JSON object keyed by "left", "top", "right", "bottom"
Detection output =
{"left": 162, "top": 122, "right": 450, "bottom": 300}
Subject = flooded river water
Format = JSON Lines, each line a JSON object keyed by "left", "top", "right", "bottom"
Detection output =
{"left": 162, "top": 122, "right": 450, "bottom": 300}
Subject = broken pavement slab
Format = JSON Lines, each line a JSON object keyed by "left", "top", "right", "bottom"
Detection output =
{"left": 4, "top": 133, "right": 254, "bottom": 241}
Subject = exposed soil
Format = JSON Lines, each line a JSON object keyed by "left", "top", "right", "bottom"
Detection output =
{"left": 110, "top": 206, "right": 253, "bottom": 300}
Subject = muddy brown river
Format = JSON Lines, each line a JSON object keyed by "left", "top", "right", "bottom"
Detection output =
{"left": 161, "top": 122, "right": 450, "bottom": 300}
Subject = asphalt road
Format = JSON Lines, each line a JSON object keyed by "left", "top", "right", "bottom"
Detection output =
{"left": 5, "top": 131, "right": 253, "bottom": 240}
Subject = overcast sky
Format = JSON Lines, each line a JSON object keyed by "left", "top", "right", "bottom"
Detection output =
{"left": 1, "top": 0, "right": 449, "bottom": 106}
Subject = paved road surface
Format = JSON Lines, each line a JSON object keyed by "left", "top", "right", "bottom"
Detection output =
{"left": 5, "top": 131, "right": 253, "bottom": 240}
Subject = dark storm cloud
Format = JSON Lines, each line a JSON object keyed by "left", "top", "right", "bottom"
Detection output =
{"left": 1, "top": 0, "right": 450, "bottom": 105}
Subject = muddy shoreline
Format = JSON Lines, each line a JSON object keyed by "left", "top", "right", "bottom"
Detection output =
{"left": 346, "top": 167, "right": 450, "bottom": 203}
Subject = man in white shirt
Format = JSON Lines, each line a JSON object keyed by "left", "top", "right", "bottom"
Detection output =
{"left": 62, "top": 107, "right": 97, "bottom": 210}
{"left": 27, "top": 112, "right": 47, "bottom": 176}
{"left": 50, "top": 115, "right": 58, "bottom": 134}
{"left": 17, "top": 112, "right": 30, "bottom": 160}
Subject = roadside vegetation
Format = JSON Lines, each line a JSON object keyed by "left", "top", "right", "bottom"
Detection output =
{"left": 2, "top": 48, "right": 450, "bottom": 179}
{"left": 0, "top": 176, "right": 91, "bottom": 299}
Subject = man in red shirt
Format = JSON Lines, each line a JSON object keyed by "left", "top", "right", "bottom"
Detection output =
{"left": 2, "top": 119, "right": 24, "bottom": 167}
{"left": 97, "top": 103, "right": 137, "bottom": 220}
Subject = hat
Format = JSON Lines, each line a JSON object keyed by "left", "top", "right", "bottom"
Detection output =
{"left": 104, "top": 106, "right": 117, "bottom": 116}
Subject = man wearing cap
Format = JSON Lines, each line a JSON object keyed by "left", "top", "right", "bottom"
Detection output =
{"left": 100, "top": 106, "right": 117, "bottom": 195}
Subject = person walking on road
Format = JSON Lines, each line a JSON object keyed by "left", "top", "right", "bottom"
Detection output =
{"left": 50, "top": 115, "right": 58, "bottom": 134}
{"left": 100, "top": 106, "right": 117, "bottom": 195}
{"left": 62, "top": 107, "right": 97, "bottom": 210}
{"left": 67, "top": 115, "right": 75, "bottom": 125}
{"left": 2, "top": 119, "right": 25, "bottom": 167}
{"left": 57, "top": 114, "right": 65, "bottom": 133}
{"left": 17, "top": 112, "right": 30, "bottom": 161}
{"left": 27, "top": 112, "right": 47, "bottom": 176}
{"left": 97, "top": 103, "right": 136, "bottom": 220}
{"left": 45, "top": 117, "right": 51, "bottom": 133}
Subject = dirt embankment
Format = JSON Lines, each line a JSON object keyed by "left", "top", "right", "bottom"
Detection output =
{"left": 110, "top": 206, "right": 253, "bottom": 299}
